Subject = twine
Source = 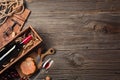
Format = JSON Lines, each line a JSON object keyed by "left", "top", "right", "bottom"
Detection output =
{"left": 0, "top": 0, "right": 24, "bottom": 25}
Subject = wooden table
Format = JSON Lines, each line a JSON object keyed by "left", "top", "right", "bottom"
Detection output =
{"left": 25, "top": 0, "right": 120, "bottom": 80}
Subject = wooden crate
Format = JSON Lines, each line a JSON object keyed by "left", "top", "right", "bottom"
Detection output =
{"left": 0, "top": 25, "right": 42, "bottom": 74}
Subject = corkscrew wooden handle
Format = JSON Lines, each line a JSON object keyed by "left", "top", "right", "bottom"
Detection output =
{"left": 41, "top": 48, "right": 55, "bottom": 58}
{"left": 38, "top": 48, "right": 55, "bottom": 69}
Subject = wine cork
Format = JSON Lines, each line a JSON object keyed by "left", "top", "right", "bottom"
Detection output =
{"left": 11, "top": 32, "right": 16, "bottom": 37}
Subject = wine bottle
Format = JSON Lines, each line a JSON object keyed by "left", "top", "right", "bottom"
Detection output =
{"left": 0, "top": 35, "right": 32, "bottom": 67}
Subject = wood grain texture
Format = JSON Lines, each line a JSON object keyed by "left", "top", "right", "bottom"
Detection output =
{"left": 24, "top": 0, "right": 120, "bottom": 80}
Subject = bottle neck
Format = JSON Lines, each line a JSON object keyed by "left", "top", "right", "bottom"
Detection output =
{"left": 20, "top": 35, "right": 32, "bottom": 45}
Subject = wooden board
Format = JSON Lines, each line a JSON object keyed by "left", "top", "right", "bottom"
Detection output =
{"left": 24, "top": 0, "right": 120, "bottom": 80}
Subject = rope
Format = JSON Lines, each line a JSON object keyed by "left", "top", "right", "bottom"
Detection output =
{"left": 0, "top": 0, "right": 25, "bottom": 25}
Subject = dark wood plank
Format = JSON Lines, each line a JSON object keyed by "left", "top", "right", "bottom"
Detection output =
{"left": 27, "top": 0, "right": 120, "bottom": 12}
{"left": 33, "top": 50, "right": 120, "bottom": 80}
